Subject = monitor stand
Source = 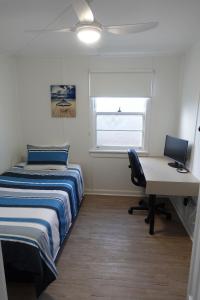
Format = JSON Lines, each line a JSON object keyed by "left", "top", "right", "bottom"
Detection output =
{"left": 168, "top": 161, "right": 183, "bottom": 168}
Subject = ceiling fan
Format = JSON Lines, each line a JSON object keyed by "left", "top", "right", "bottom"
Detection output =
{"left": 28, "top": 0, "right": 158, "bottom": 44}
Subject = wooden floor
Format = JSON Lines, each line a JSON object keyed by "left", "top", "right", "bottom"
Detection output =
{"left": 7, "top": 195, "right": 192, "bottom": 300}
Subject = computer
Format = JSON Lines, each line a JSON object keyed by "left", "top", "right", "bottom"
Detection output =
{"left": 164, "top": 135, "right": 189, "bottom": 169}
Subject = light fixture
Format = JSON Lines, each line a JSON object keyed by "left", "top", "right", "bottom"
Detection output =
{"left": 76, "top": 25, "right": 102, "bottom": 44}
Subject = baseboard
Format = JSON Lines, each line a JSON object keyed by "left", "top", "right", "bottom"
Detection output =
{"left": 84, "top": 188, "right": 144, "bottom": 197}
{"left": 171, "top": 200, "right": 193, "bottom": 240}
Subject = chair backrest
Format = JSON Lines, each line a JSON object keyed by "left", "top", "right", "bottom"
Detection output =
{"left": 128, "top": 148, "right": 146, "bottom": 187}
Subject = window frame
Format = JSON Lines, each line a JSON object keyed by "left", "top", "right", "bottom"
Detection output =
{"left": 90, "top": 97, "right": 151, "bottom": 153}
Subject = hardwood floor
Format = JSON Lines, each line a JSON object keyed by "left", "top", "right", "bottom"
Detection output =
{"left": 7, "top": 195, "right": 192, "bottom": 300}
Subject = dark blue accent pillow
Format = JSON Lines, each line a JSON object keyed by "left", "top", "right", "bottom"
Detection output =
{"left": 27, "top": 144, "right": 70, "bottom": 166}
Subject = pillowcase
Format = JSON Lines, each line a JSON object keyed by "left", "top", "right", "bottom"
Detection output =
{"left": 24, "top": 164, "right": 67, "bottom": 171}
{"left": 27, "top": 144, "right": 70, "bottom": 166}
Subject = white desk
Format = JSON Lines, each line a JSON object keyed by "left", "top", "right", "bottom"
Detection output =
{"left": 139, "top": 156, "right": 199, "bottom": 234}
{"left": 140, "top": 157, "right": 199, "bottom": 196}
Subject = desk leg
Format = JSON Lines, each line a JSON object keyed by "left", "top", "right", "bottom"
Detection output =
{"left": 149, "top": 194, "right": 156, "bottom": 235}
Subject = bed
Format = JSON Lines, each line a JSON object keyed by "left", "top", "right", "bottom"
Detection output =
{"left": 0, "top": 163, "right": 84, "bottom": 296}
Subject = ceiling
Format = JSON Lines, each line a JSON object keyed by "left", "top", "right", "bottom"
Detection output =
{"left": 1, "top": 0, "right": 200, "bottom": 57}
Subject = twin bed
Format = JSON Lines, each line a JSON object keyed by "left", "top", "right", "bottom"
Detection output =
{"left": 0, "top": 161, "right": 84, "bottom": 296}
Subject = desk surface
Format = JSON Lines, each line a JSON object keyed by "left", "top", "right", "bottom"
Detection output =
{"left": 140, "top": 156, "right": 200, "bottom": 197}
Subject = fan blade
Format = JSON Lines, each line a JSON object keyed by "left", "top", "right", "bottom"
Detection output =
{"left": 25, "top": 28, "right": 73, "bottom": 33}
{"left": 73, "top": 0, "right": 94, "bottom": 22}
{"left": 105, "top": 21, "right": 158, "bottom": 35}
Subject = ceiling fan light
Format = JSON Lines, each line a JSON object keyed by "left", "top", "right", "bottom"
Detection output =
{"left": 76, "top": 26, "right": 101, "bottom": 44}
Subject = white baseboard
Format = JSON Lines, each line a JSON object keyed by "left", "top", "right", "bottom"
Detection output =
{"left": 171, "top": 200, "right": 193, "bottom": 240}
{"left": 84, "top": 188, "right": 144, "bottom": 197}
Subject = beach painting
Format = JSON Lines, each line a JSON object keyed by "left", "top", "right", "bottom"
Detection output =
{"left": 51, "top": 85, "right": 76, "bottom": 118}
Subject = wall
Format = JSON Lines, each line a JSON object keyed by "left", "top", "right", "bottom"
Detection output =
{"left": 0, "top": 55, "right": 27, "bottom": 299}
{"left": 179, "top": 43, "right": 200, "bottom": 175}
{"left": 0, "top": 55, "right": 22, "bottom": 173}
{"left": 17, "top": 55, "right": 181, "bottom": 195}
{"left": 174, "top": 42, "right": 200, "bottom": 238}
{"left": 0, "top": 242, "right": 7, "bottom": 300}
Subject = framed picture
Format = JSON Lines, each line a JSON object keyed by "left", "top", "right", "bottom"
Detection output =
{"left": 51, "top": 85, "right": 76, "bottom": 118}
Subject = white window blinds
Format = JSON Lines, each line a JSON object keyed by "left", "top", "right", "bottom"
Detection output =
{"left": 90, "top": 71, "right": 153, "bottom": 98}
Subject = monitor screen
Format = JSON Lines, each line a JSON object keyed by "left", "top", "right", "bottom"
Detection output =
{"left": 164, "top": 135, "right": 188, "bottom": 166}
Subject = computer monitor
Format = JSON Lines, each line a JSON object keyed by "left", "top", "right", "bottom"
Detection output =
{"left": 164, "top": 135, "right": 188, "bottom": 168}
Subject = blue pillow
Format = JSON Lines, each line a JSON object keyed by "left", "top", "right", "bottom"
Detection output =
{"left": 27, "top": 144, "right": 69, "bottom": 165}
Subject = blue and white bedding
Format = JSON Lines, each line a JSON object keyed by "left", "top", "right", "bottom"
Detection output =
{"left": 0, "top": 163, "right": 84, "bottom": 295}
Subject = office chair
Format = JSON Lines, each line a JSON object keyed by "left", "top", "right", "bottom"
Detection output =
{"left": 128, "top": 148, "right": 171, "bottom": 223}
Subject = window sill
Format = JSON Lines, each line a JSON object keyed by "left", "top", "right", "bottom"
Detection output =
{"left": 89, "top": 149, "right": 149, "bottom": 158}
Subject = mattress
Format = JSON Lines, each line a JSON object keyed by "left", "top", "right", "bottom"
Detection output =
{"left": 0, "top": 163, "right": 84, "bottom": 296}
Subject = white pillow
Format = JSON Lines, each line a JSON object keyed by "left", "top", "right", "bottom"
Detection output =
{"left": 24, "top": 164, "right": 67, "bottom": 171}
{"left": 27, "top": 143, "right": 70, "bottom": 148}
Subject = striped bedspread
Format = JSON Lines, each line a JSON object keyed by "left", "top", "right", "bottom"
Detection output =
{"left": 0, "top": 163, "right": 84, "bottom": 294}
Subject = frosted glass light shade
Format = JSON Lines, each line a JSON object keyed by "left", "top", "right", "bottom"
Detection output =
{"left": 77, "top": 26, "right": 101, "bottom": 44}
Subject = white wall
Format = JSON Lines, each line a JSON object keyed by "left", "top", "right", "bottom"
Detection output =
{"left": 0, "top": 55, "right": 23, "bottom": 300}
{"left": 17, "top": 55, "right": 181, "bottom": 195}
{"left": 0, "top": 55, "right": 22, "bottom": 173}
{"left": 174, "top": 42, "right": 200, "bottom": 238}
{"left": 179, "top": 43, "right": 200, "bottom": 176}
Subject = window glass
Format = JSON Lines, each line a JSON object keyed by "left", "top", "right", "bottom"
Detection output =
{"left": 95, "top": 97, "right": 147, "bottom": 113}
{"left": 97, "top": 131, "right": 143, "bottom": 147}
{"left": 96, "top": 115, "right": 143, "bottom": 131}
{"left": 93, "top": 97, "right": 150, "bottom": 150}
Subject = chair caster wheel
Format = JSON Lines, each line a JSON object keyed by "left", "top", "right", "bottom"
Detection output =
{"left": 145, "top": 217, "right": 150, "bottom": 224}
{"left": 128, "top": 208, "right": 133, "bottom": 215}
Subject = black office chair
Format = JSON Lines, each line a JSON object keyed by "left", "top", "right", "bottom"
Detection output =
{"left": 128, "top": 148, "right": 171, "bottom": 223}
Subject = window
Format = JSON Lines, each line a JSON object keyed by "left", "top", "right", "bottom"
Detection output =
{"left": 92, "top": 97, "right": 150, "bottom": 151}
{"left": 89, "top": 70, "right": 153, "bottom": 152}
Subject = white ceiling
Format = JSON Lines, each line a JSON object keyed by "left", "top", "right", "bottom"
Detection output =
{"left": 0, "top": 0, "right": 200, "bottom": 56}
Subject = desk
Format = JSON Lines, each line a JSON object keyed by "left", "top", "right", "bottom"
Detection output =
{"left": 139, "top": 156, "right": 199, "bottom": 234}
